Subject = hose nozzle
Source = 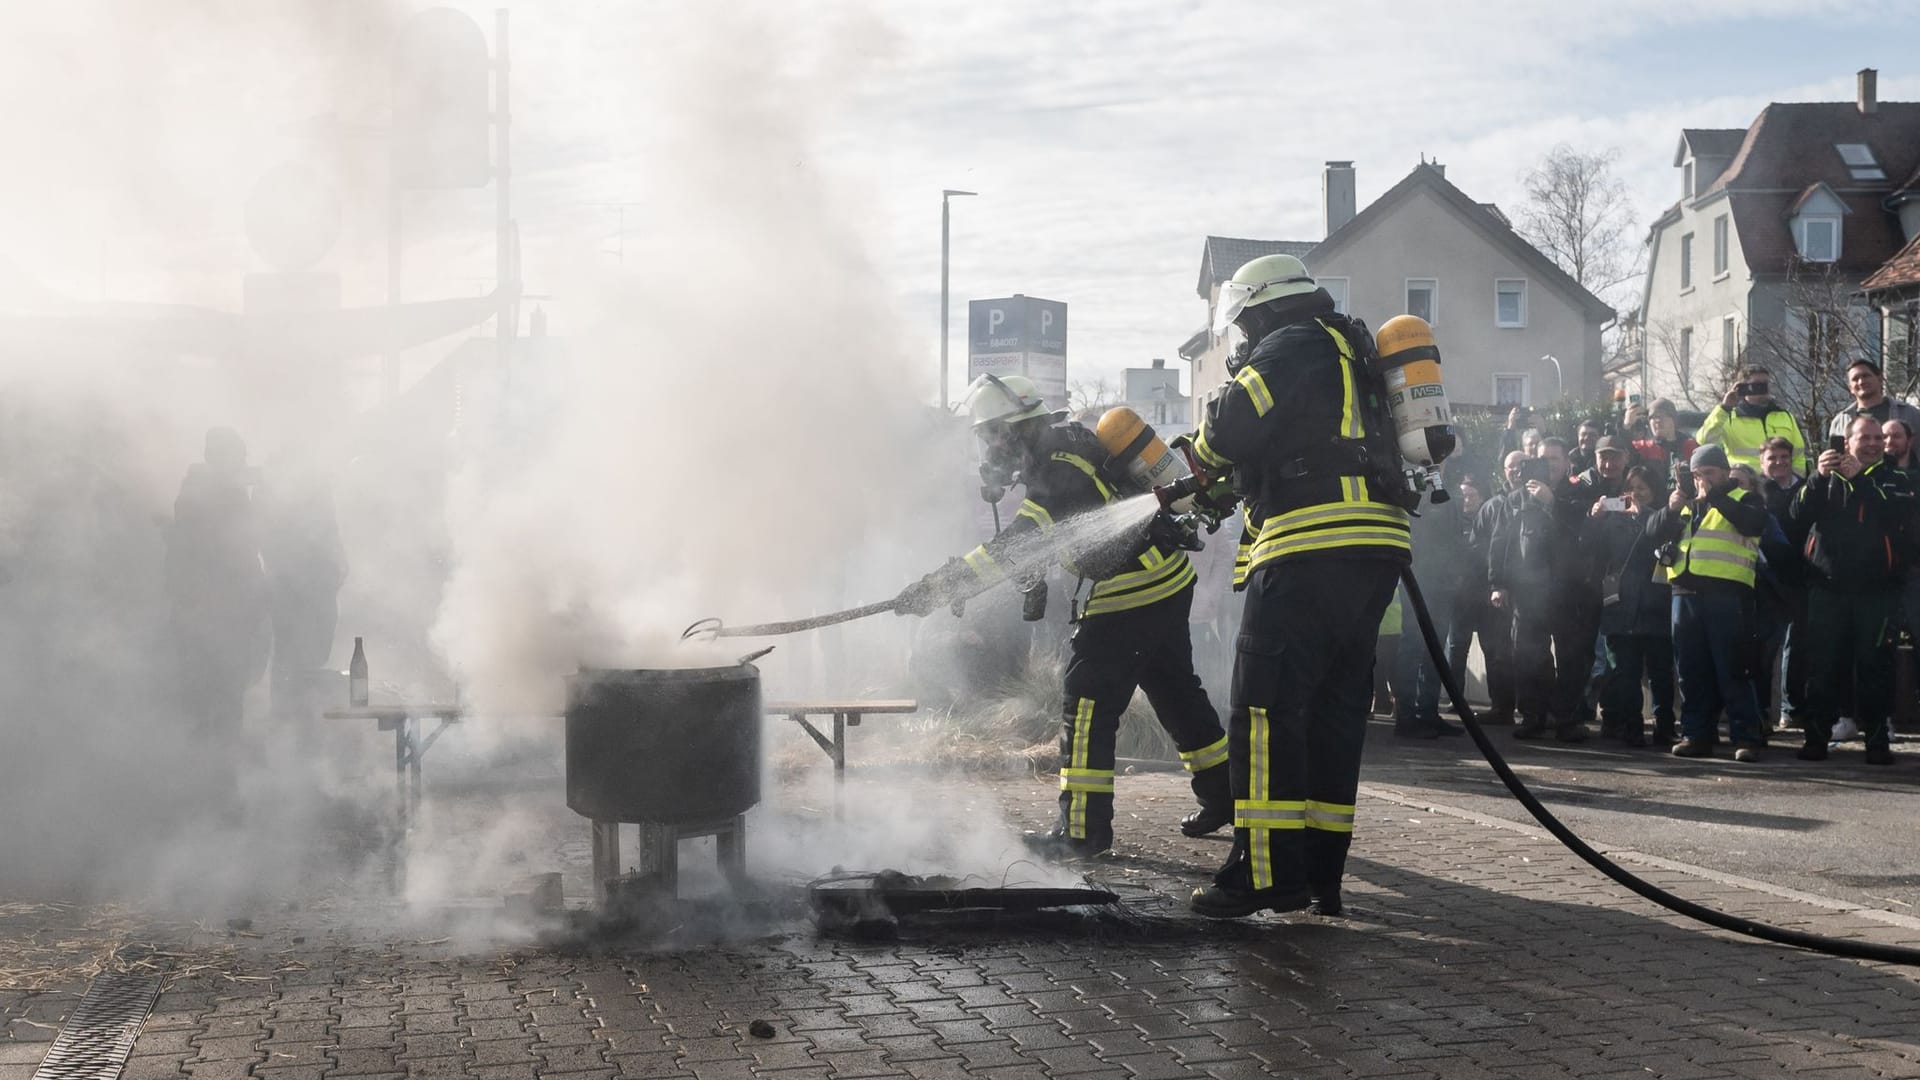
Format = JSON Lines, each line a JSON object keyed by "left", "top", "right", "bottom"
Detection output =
{"left": 1154, "top": 473, "right": 1205, "bottom": 513}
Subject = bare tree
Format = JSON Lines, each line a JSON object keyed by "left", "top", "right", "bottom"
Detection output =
{"left": 1744, "top": 262, "right": 1877, "bottom": 441}
{"left": 1518, "top": 145, "right": 1641, "bottom": 305}
{"left": 1068, "top": 377, "right": 1123, "bottom": 414}
{"left": 1643, "top": 317, "right": 1712, "bottom": 412}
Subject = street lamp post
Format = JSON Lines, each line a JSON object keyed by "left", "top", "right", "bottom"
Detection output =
{"left": 1541, "top": 354, "right": 1565, "bottom": 403}
{"left": 940, "top": 189, "right": 977, "bottom": 409}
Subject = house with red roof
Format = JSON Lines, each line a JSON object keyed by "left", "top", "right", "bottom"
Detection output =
{"left": 1638, "top": 69, "right": 1920, "bottom": 415}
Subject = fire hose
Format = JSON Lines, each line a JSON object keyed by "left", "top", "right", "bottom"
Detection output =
{"left": 1398, "top": 565, "right": 1920, "bottom": 967}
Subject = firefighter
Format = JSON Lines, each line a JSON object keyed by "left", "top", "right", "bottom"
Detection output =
{"left": 1184, "top": 254, "right": 1411, "bottom": 918}
{"left": 894, "top": 374, "right": 1233, "bottom": 858}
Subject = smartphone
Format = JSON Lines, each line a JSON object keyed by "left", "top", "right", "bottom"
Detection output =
{"left": 1828, "top": 434, "right": 1847, "bottom": 454}
{"left": 1518, "top": 458, "right": 1550, "bottom": 485}
{"left": 1599, "top": 496, "right": 1629, "bottom": 512}
{"left": 1672, "top": 462, "right": 1694, "bottom": 499}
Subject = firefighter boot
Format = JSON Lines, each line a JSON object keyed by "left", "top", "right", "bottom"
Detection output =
{"left": 1189, "top": 854, "right": 1312, "bottom": 919}
{"left": 1179, "top": 764, "right": 1232, "bottom": 837}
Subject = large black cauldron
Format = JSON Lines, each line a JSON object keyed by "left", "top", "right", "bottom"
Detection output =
{"left": 565, "top": 664, "right": 762, "bottom": 824}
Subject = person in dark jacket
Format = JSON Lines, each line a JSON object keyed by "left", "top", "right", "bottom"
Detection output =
{"left": 166, "top": 428, "right": 269, "bottom": 748}
{"left": 1646, "top": 444, "right": 1771, "bottom": 761}
{"left": 1755, "top": 436, "right": 1809, "bottom": 733}
{"left": 1444, "top": 473, "right": 1498, "bottom": 722}
{"left": 1488, "top": 438, "right": 1591, "bottom": 741}
{"left": 1591, "top": 465, "right": 1675, "bottom": 745}
{"left": 1393, "top": 473, "right": 1468, "bottom": 738}
{"left": 1790, "top": 415, "right": 1915, "bottom": 765}
{"left": 1631, "top": 398, "right": 1699, "bottom": 489}
{"left": 1471, "top": 453, "right": 1526, "bottom": 726}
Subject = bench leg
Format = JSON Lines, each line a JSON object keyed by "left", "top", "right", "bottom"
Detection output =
{"left": 638, "top": 823, "right": 677, "bottom": 897}
{"left": 716, "top": 814, "right": 747, "bottom": 885}
{"left": 590, "top": 821, "right": 620, "bottom": 907}
{"left": 833, "top": 713, "right": 846, "bottom": 820}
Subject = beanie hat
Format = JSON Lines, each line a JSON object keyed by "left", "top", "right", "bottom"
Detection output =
{"left": 1690, "top": 444, "right": 1730, "bottom": 471}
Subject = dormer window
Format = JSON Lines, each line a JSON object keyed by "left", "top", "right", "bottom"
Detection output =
{"left": 1836, "top": 143, "right": 1886, "bottom": 182}
{"left": 1798, "top": 217, "right": 1840, "bottom": 262}
{"left": 1683, "top": 160, "right": 1695, "bottom": 199}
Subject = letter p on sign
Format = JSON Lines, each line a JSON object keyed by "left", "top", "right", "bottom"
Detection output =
{"left": 1039, "top": 310, "right": 1054, "bottom": 336}
{"left": 988, "top": 308, "right": 1005, "bottom": 334}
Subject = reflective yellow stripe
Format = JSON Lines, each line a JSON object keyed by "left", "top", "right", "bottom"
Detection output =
{"left": 1179, "top": 735, "right": 1230, "bottom": 772}
{"left": 1059, "top": 768, "right": 1115, "bottom": 793}
{"left": 1017, "top": 499, "right": 1054, "bottom": 529}
{"left": 1235, "top": 801, "right": 1307, "bottom": 829}
{"left": 1083, "top": 556, "right": 1195, "bottom": 617}
{"left": 1069, "top": 698, "right": 1094, "bottom": 838}
{"left": 963, "top": 545, "right": 1005, "bottom": 584}
{"left": 1304, "top": 800, "right": 1355, "bottom": 833}
{"left": 1252, "top": 527, "right": 1413, "bottom": 562}
{"left": 1234, "top": 366, "right": 1274, "bottom": 417}
{"left": 1249, "top": 706, "right": 1271, "bottom": 889}
{"left": 1263, "top": 501, "right": 1410, "bottom": 530}
{"left": 1322, "top": 322, "right": 1364, "bottom": 439}
{"left": 1051, "top": 452, "right": 1116, "bottom": 500}
{"left": 1193, "top": 422, "right": 1229, "bottom": 470}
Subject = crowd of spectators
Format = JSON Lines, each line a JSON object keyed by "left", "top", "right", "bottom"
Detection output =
{"left": 1390, "top": 357, "right": 1918, "bottom": 766}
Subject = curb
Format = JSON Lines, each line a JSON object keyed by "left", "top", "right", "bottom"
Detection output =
{"left": 1360, "top": 781, "right": 1920, "bottom": 932}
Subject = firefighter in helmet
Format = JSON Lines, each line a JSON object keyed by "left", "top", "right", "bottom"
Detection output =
{"left": 894, "top": 373, "right": 1233, "bottom": 858}
{"left": 1185, "top": 254, "right": 1412, "bottom": 918}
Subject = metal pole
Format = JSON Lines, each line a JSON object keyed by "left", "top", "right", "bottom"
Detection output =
{"left": 495, "top": 9, "right": 513, "bottom": 348}
{"left": 940, "top": 196, "right": 951, "bottom": 409}
{"left": 384, "top": 177, "right": 401, "bottom": 401}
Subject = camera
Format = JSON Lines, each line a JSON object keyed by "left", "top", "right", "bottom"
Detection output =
{"left": 1738, "top": 381, "right": 1768, "bottom": 395}
{"left": 1655, "top": 541, "right": 1679, "bottom": 567}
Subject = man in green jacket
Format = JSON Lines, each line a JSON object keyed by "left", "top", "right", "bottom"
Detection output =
{"left": 1697, "top": 367, "right": 1805, "bottom": 474}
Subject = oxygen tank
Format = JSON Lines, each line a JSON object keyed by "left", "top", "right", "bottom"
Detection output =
{"left": 1095, "top": 406, "right": 1193, "bottom": 506}
{"left": 1373, "top": 315, "right": 1457, "bottom": 468}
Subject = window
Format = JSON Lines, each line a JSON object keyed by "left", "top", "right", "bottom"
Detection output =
{"left": 1683, "top": 160, "right": 1695, "bottom": 199}
{"left": 1680, "top": 233, "right": 1694, "bottom": 289}
{"left": 1406, "top": 279, "right": 1436, "bottom": 324}
{"left": 1679, "top": 326, "right": 1693, "bottom": 364}
{"left": 1887, "top": 301, "right": 1918, "bottom": 386}
{"left": 1320, "top": 277, "right": 1350, "bottom": 315}
{"left": 1722, "top": 316, "right": 1738, "bottom": 367}
{"left": 1493, "top": 374, "right": 1529, "bottom": 407}
{"left": 1799, "top": 217, "right": 1840, "bottom": 262}
{"left": 1713, "top": 215, "right": 1729, "bottom": 277}
{"left": 1836, "top": 143, "right": 1887, "bottom": 182}
{"left": 1495, "top": 279, "right": 1526, "bottom": 328}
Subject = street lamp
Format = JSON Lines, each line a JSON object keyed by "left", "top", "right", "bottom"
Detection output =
{"left": 1541, "top": 354, "right": 1565, "bottom": 403}
{"left": 940, "top": 189, "right": 977, "bottom": 409}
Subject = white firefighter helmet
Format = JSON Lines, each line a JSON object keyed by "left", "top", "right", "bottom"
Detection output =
{"left": 961, "top": 373, "right": 1050, "bottom": 429}
{"left": 1212, "top": 253, "right": 1318, "bottom": 335}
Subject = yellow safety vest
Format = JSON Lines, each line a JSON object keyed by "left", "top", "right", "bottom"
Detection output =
{"left": 1667, "top": 498, "right": 1759, "bottom": 588}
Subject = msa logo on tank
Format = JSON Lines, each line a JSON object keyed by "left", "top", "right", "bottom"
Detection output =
{"left": 969, "top": 295, "right": 1069, "bottom": 411}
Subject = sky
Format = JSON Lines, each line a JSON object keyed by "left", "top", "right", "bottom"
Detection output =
{"left": 5, "top": 0, "right": 1918, "bottom": 405}
{"left": 463, "top": 0, "right": 1920, "bottom": 403}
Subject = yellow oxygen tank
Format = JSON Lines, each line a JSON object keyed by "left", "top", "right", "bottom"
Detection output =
{"left": 1095, "top": 406, "right": 1192, "bottom": 501}
{"left": 1374, "top": 315, "right": 1457, "bottom": 468}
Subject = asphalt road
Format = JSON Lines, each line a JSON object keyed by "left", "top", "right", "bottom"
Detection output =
{"left": 1358, "top": 715, "right": 1920, "bottom": 917}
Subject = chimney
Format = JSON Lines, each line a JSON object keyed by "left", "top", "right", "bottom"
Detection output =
{"left": 1859, "top": 68, "right": 1878, "bottom": 115}
{"left": 1151, "top": 357, "right": 1165, "bottom": 369}
{"left": 1323, "top": 161, "right": 1356, "bottom": 238}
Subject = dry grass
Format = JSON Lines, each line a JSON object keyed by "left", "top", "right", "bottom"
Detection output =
{"left": 0, "top": 901, "right": 254, "bottom": 992}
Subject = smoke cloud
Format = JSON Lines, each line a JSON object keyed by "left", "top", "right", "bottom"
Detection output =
{"left": 0, "top": 0, "right": 990, "bottom": 922}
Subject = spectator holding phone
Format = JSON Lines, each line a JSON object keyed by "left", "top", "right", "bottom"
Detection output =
{"left": 1498, "top": 406, "right": 1534, "bottom": 459}
{"left": 1631, "top": 398, "right": 1699, "bottom": 488}
{"left": 1698, "top": 367, "right": 1806, "bottom": 474}
{"left": 1592, "top": 465, "right": 1676, "bottom": 746}
{"left": 1791, "top": 415, "right": 1915, "bottom": 765}
{"left": 1472, "top": 454, "right": 1529, "bottom": 725}
{"left": 1645, "top": 444, "right": 1772, "bottom": 761}
{"left": 1829, "top": 360, "right": 1920, "bottom": 443}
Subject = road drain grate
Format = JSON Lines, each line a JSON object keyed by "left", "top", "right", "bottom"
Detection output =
{"left": 31, "top": 973, "right": 163, "bottom": 1080}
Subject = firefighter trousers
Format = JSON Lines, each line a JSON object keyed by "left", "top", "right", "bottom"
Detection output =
{"left": 1056, "top": 583, "right": 1230, "bottom": 843}
{"left": 1217, "top": 557, "right": 1400, "bottom": 893}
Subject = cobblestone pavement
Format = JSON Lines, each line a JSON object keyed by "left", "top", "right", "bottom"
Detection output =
{"left": 7, "top": 762, "right": 1920, "bottom": 1080}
